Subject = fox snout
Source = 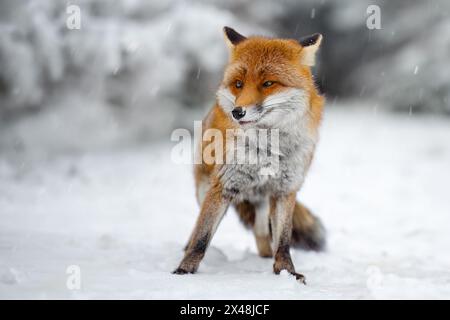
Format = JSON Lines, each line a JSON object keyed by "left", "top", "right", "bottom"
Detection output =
{"left": 231, "top": 107, "right": 246, "bottom": 120}
{"left": 231, "top": 104, "right": 263, "bottom": 124}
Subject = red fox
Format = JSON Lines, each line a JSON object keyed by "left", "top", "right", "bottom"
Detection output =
{"left": 173, "top": 27, "right": 325, "bottom": 283}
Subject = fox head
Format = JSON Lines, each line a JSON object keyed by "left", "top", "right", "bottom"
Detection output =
{"left": 217, "top": 26, "right": 323, "bottom": 128}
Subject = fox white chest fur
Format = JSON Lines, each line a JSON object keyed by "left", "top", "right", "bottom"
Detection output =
{"left": 217, "top": 88, "right": 318, "bottom": 203}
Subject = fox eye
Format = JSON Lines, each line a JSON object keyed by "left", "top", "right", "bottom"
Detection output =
{"left": 263, "top": 81, "right": 274, "bottom": 88}
{"left": 235, "top": 80, "right": 243, "bottom": 89}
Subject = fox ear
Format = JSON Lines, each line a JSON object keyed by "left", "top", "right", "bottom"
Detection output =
{"left": 298, "top": 33, "right": 322, "bottom": 66}
{"left": 223, "top": 26, "right": 247, "bottom": 49}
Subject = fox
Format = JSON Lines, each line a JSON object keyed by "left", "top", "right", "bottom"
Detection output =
{"left": 173, "top": 27, "right": 326, "bottom": 283}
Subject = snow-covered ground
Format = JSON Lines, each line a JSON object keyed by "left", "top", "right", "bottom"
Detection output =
{"left": 1, "top": 106, "right": 450, "bottom": 299}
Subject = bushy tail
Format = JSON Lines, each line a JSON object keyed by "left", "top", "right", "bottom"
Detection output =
{"left": 291, "top": 201, "right": 326, "bottom": 251}
{"left": 235, "top": 200, "right": 326, "bottom": 251}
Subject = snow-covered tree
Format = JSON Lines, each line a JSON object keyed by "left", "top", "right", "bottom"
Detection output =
{"left": 0, "top": 0, "right": 448, "bottom": 153}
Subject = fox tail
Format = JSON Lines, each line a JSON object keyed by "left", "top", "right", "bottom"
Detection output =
{"left": 290, "top": 201, "right": 326, "bottom": 251}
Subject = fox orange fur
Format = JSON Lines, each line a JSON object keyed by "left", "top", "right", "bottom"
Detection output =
{"left": 173, "top": 27, "right": 326, "bottom": 283}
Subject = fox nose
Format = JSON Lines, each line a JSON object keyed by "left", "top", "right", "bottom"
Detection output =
{"left": 232, "top": 107, "right": 246, "bottom": 120}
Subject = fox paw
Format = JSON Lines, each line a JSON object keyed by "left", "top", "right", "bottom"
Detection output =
{"left": 273, "top": 269, "right": 306, "bottom": 284}
{"left": 172, "top": 267, "right": 194, "bottom": 275}
{"left": 292, "top": 272, "right": 306, "bottom": 284}
{"left": 273, "top": 261, "right": 306, "bottom": 284}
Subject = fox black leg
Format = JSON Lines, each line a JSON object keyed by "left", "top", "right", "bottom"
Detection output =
{"left": 173, "top": 185, "right": 229, "bottom": 274}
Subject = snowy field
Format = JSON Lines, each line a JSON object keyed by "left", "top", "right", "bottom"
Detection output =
{"left": 1, "top": 106, "right": 450, "bottom": 299}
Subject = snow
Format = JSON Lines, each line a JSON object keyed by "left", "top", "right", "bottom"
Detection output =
{"left": 1, "top": 106, "right": 450, "bottom": 299}
{"left": 0, "top": 0, "right": 249, "bottom": 142}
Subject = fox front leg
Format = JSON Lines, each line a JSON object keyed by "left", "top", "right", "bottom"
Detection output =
{"left": 173, "top": 185, "right": 229, "bottom": 274}
{"left": 253, "top": 198, "right": 273, "bottom": 258}
{"left": 270, "top": 193, "right": 306, "bottom": 284}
